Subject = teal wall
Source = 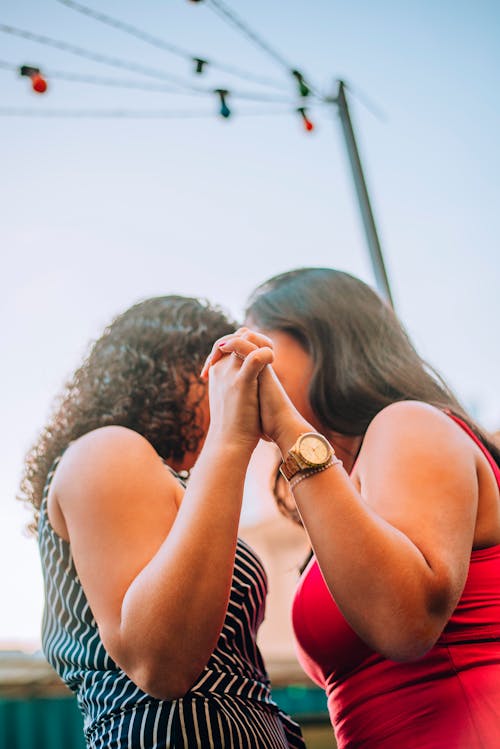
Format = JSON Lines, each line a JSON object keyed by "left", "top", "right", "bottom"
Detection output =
{"left": 0, "top": 696, "right": 85, "bottom": 749}
{"left": 0, "top": 686, "right": 329, "bottom": 749}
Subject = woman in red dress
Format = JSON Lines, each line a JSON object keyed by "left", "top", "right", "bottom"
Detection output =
{"left": 205, "top": 267, "right": 500, "bottom": 748}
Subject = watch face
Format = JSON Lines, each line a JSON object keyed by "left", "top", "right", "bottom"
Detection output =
{"left": 298, "top": 433, "right": 331, "bottom": 465}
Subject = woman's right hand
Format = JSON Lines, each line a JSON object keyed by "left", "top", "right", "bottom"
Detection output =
{"left": 203, "top": 329, "right": 310, "bottom": 446}
{"left": 206, "top": 335, "right": 274, "bottom": 454}
{"left": 257, "top": 364, "right": 310, "bottom": 445}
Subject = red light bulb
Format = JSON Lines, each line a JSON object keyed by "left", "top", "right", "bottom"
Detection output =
{"left": 297, "top": 107, "right": 314, "bottom": 132}
{"left": 31, "top": 73, "right": 48, "bottom": 94}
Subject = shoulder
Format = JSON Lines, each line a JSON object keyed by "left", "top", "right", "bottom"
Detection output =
{"left": 53, "top": 426, "right": 180, "bottom": 507}
{"left": 366, "top": 400, "right": 466, "bottom": 442}
{"left": 354, "top": 402, "right": 479, "bottom": 553}
{"left": 370, "top": 399, "right": 449, "bottom": 424}
{"left": 69, "top": 424, "right": 157, "bottom": 456}
{"left": 359, "top": 401, "right": 476, "bottom": 472}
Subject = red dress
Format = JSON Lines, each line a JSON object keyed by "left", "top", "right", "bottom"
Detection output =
{"left": 292, "top": 415, "right": 500, "bottom": 748}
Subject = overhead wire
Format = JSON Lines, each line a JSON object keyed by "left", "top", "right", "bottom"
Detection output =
{"left": 203, "top": 0, "right": 320, "bottom": 97}
{"left": 54, "top": 0, "right": 288, "bottom": 91}
{"left": 1, "top": 4, "right": 319, "bottom": 123}
{"left": 0, "top": 23, "right": 204, "bottom": 90}
{"left": 0, "top": 58, "right": 175, "bottom": 93}
{"left": 0, "top": 57, "right": 296, "bottom": 103}
{"left": 0, "top": 105, "right": 294, "bottom": 118}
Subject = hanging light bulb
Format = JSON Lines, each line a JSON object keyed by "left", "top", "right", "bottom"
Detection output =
{"left": 193, "top": 58, "right": 208, "bottom": 74}
{"left": 292, "top": 70, "right": 310, "bottom": 98}
{"left": 297, "top": 107, "right": 314, "bottom": 132}
{"left": 19, "top": 65, "right": 48, "bottom": 94}
{"left": 215, "top": 89, "right": 231, "bottom": 118}
{"left": 31, "top": 73, "right": 48, "bottom": 93}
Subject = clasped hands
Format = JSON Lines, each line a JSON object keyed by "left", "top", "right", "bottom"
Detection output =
{"left": 201, "top": 327, "right": 305, "bottom": 447}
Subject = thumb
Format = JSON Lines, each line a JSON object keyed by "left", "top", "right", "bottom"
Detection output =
{"left": 238, "top": 347, "right": 274, "bottom": 383}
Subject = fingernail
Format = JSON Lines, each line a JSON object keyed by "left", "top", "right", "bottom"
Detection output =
{"left": 218, "top": 342, "right": 227, "bottom": 348}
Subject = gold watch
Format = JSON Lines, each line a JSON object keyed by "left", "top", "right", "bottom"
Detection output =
{"left": 280, "top": 432, "right": 333, "bottom": 481}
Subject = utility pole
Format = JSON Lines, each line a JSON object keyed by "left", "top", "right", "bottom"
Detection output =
{"left": 327, "top": 80, "right": 394, "bottom": 308}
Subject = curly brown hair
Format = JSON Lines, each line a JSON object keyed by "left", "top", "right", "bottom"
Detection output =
{"left": 19, "top": 295, "right": 236, "bottom": 531}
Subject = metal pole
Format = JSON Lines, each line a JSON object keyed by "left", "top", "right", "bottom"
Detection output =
{"left": 332, "top": 80, "right": 394, "bottom": 307}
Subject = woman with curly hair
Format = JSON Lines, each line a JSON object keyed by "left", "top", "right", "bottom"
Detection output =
{"left": 204, "top": 267, "right": 500, "bottom": 748}
{"left": 20, "top": 295, "right": 305, "bottom": 749}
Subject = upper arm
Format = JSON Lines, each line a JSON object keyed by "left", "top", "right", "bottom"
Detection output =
{"left": 356, "top": 402, "right": 478, "bottom": 611}
{"left": 51, "top": 426, "right": 181, "bottom": 645}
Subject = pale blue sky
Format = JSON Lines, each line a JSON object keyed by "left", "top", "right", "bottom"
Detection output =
{"left": 1, "top": 0, "right": 499, "bottom": 645}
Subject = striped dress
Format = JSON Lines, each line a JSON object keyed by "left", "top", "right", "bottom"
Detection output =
{"left": 38, "top": 457, "right": 305, "bottom": 749}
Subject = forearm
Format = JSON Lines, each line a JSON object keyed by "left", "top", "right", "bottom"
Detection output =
{"left": 117, "top": 435, "right": 252, "bottom": 696}
{"left": 275, "top": 426, "right": 455, "bottom": 660}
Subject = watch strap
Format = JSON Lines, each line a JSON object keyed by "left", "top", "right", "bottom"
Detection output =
{"left": 280, "top": 452, "right": 304, "bottom": 481}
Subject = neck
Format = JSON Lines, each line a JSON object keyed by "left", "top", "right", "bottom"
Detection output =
{"left": 326, "top": 432, "right": 363, "bottom": 474}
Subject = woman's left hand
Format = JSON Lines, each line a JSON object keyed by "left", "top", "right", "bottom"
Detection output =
{"left": 205, "top": 332, "right": 274, "bottom": 453}
{"left": 200, "top": 328, "right": 274, "bottom": 381}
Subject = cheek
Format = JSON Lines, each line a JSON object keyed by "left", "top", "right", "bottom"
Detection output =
{"left": 273, "top": 362, "right": 316, "bottom": 422}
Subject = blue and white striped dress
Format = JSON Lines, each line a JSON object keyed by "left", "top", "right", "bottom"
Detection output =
{"left": 38, "top": 457, "right": 305, "bottom": 748}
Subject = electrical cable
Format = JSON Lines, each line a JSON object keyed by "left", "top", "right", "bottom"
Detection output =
{"left": 55, "top": 0, "right": 288, "bottom": 91}
{"left": 0, "top": 105, "right": 293, "bottom": 118}
{"left": 0, "top": 57, "right": 295, "bottom": 102}
{"left": 0, "top": 23, "right": 222, "bottom": 93}
{"left": 203, "top": 0, "right": 319, "bottom": 97}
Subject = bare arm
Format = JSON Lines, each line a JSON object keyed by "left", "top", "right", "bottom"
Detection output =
{"left": 271, "top": 396, "right": 479, "bottom": 660}
{"left": 50, "top": 346, "right": 272, "bottom": 699}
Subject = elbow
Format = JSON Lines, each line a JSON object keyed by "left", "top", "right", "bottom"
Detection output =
{"left": 102, "top": 627, "right": 206, "bottom": 700}
{"left": 371, "top": 613, "right": 447, "bottom": 663}
{"left": 382, "top": 636, "right": 437, "bottom": 663}
{"left": 376, "top": 611, "right": 448, "bottom": 663}
{"left": 127, "top": 658, "right": 204, "bottom": 701}
{"left": 380, "top": 576, "right": 458, "bottom": 662}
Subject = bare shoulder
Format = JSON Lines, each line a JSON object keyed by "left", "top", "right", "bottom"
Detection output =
{"left": 354, "top": 401, "right": 479, "bottom": 561}
{"left": 63, "top": 424, "right": 159, "bottom": 463}
{"left": 363, "top": 401, "right": 471, "bottom": 453}
{"left": 59, "top": 424, "right": 156, "bottom": 465}
{"left": 355, "top": 401, "right": 477, "bottom": 488}
{"left": 52, "top": 425, "right": 180, "bottom": 511}
{"left": 369, "top": 400, "right": 453, "bottom": 427}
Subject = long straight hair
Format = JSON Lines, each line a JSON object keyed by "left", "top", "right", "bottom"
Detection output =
{"left": 246, "top": 267, "right": 500, "bottom": 466}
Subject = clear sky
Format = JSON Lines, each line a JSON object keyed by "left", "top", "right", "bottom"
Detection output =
{"left": 1, "top": 0, "right": 499, "bottom": 646}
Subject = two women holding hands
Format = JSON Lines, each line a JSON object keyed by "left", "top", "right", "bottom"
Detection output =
{"left": 24, "top": 267, "right": 500, "bottom": 748}
{"left": 206, "top": 267, "right": 500, "bottom": 749}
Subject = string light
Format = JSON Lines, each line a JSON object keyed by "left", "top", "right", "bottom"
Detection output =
{"left": 1, "top": 57, "right": 297, "bottom": 105}
{"left": 19, "top": 65, "right": 48, "bottom": 94}
{"left": 55, "top": 0, "right": 287, "bottom": 91}
{"left": 193, "top": 58, "right": 208, "bottom": 74}
{"left": 0, "top": 23, "right": 216, "bottom": 93}
{"left": 0, "top": 105, "right": 293, "bottom": 119}
{"left": 297, "top": 107, "right": 314, "bottom": 132}
{"left": 200, "top": 0, "right": 319, "bottom": 97}
{"left": 292, "top": 70, "right": 310, "bottom": 98}
{"left": 215, "top": 89, "right": 231, "bottom": 118}
{"left": 2, "top": 5, "right": 323, "bottom": 134}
